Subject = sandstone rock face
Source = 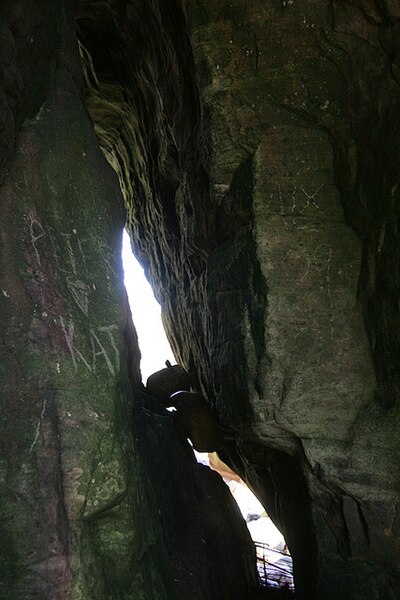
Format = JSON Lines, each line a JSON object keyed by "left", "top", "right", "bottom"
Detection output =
{"left": 2, "top": 0, "right": 400, "bottom": 598}
{"left": 186, "top": 4, "right": 400, "bottom": 597}
{"left": 0, "top": 4, "right": 168, "bottom": 597}
{"left": 193, "top": 4, "right": 400, "bottom": 598}
{"left": 0, "top": 2, "right": 256, "bottom": 599}
{"left": 77, "top": 1, "right": 400, "bottom": 598}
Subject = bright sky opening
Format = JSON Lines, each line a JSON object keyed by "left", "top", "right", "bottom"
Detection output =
{"left": 121, "top": 230, "right": 175, "bottom": 382}
{"left": 121, "top": 229, "right": 291, "bottom": 584}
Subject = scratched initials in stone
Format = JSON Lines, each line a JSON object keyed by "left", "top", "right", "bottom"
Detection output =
{"left": 60, "top": 317, "right": 120, "bottom": 375}
{"left": 27, "top": 210, "right": 46, "bottom": 267}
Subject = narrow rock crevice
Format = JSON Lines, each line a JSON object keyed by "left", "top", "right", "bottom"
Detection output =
{"left": 1, "top": 1, "right": 400, "bottom": 599}
{"left": 75, "top": 1, "right": 400, "bottom": 597}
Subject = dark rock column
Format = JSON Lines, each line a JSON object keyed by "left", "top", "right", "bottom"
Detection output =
{"left": 185, "top": 3, "right": 400, "bottom": 598}
{"left": 0, "top": 3, "right": 173, "bottom": 598}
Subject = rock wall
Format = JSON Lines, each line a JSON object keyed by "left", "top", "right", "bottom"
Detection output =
{"left": 2, "top": 0, "right": 400, "bottom": 598}
{"left": 0, "top": 1, "right": 255, "bottom": 599}
{"left": 186, "top": 4, "right": 400, "bottom": 598}
{"left": 78, "top": 1, "right": 400, "bottom": 599}
{"left": 0, "top": 3, "right": 168, "bottom": 597}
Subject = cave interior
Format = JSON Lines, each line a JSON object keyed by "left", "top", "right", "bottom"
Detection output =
{"left": 0, "top": 1, "right": 400, "bottom": 599}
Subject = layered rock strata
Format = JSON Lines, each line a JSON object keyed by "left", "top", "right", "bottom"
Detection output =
{"left": 76, "top": 1, "right": 400, "bottom": 598}
{"left": 0, "top": 2, "right": 255, "bottom": 598}
{"left": 1, "top": 0, "right": 400, "bottom": 598}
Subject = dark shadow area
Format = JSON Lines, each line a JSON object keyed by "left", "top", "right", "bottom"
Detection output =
{"left": 221, "top": 442, "right": 315, "bottom": 600}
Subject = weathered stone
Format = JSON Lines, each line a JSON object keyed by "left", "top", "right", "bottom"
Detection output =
{"left": 137, "top": 403, "right": 257, "bottom": 600}
{"left": 0, "top": 1, "right": 257, "bottom": 598}
{"left": 77, "top": 1, "right": 400, "bottom": 598}
{"left": 189, "top": 3, "right": 400, "bottom": 597}
{"left": 3, "top": 0, "right": 400, "bottom": 598}
{"left": 0, "top": 3, "right": 172, "bottom": 596}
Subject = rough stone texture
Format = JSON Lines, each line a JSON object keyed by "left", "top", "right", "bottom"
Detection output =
{"left": 185, "top": 4, "right": 400, "bottom": 598}
{"left": 0, "top": 3, "right": 168, "bottom": 598}
{"left": 0, "top": 2, "right": 256, "bottom": 599}
{"left": 2, "top": 0, "right": 400, "bottom": 598}
{"left": 77, "top": 1, "right": 400, "bottom": 599}
{"left": 136, "top": 400, "right": 257, "bottom": 600}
